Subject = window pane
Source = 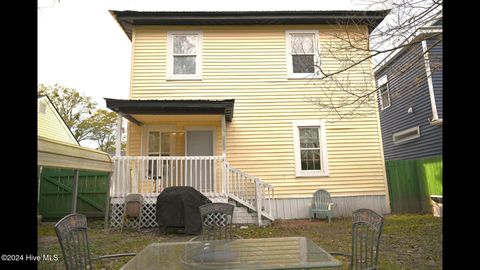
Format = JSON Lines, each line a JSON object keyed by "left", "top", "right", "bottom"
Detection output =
{"left": 381, "top": 92, "right": 390, "bottom": 107}
{"left": 291, "top": 34, "right": 314, "bottom": 54}
{"left": 379, "top": 84, "right": 388, "bottom": 94}
{"left": 162, "top": 133, "right": 171, "bottom": 155}
{"left": 174, "top": 56, "right": 196, "bottom": 74}
{"left": 301, "top": 149, "right": 321, "bottom": 170}
{"left": 299, "top": 128, "right": 319, "bottom": 148}
{"left": 292, "top": 55, "right": 314, "bottom": 73}
{"left": 148, "top": 132, "right": 160, "bottom": 153}
{"left": 173, "top": 35, "right": 196, "bottom": 54}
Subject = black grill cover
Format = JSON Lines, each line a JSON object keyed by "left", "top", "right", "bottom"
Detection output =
{"left": 156, "top": 186, "right": 211, "bottom": 234}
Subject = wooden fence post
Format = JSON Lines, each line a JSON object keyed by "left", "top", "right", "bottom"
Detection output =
{"left": 71, "top": 169, "right": 80, "bottom": 213}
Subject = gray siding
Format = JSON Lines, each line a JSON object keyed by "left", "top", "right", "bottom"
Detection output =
{"left": 375, "top": 41, "right": 442, "bottom": 160}
{"left": 274, "top": 195, "right": 389, "bottom": 219}
{"left": 427, "top": 37, "right": 442, "bottom": 119}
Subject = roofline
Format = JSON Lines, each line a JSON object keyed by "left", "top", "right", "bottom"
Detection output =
{"left": 110, "top": 10, "right": 391, "bottom": 40}
{"left": 373, "top": 26, "right": 442, "bottom": 74}
{"left": 104, "top": 98, "right": 236, "bottom": 125}
{"left": 39, "top": 95, "right": 80, "bottom": 146}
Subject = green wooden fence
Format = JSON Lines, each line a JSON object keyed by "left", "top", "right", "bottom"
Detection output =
{"left": 385, "top": 156, "right": 442, "bottom": 214}
{"left": 38, "top": 168, "right": 110, "bottom": 218}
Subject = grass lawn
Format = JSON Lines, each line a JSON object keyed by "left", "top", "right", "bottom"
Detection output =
{"left": 38, "top": 214, "right": 441, "bottom": 269}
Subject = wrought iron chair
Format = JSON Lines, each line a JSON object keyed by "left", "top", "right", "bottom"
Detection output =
{"left": 190, "top": 202, "right": 241, "bottom": 241}
{"left": 122, "top": 193, "right": 144, "bottom": 231}
{"left": 330, "top": 209, "right": 385, "bottom": 270}
{"left": 309, "top": 189, "right": 335, "bottom": 223}
{"left": 55, "top": 213, "right": 135, "bottom": 270}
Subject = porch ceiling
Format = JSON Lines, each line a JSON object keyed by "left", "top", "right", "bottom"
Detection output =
{"left": 105, "top": 98, "right": 234, "bottom": 126}
{"left": 131, "top": 114, "right": 223, "bottom": 124}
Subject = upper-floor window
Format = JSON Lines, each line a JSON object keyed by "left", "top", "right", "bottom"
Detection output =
{"left": 286, "top": 30, "right": 320, "bottom": 79}
{"left": 377, "top": 75, "right": 391, "bottom": 110}
{"left": 167, "top": 31, "right": 202, "bottom": 80}
{"left": 292, "top": 120, "right": 329, "bottom": 177}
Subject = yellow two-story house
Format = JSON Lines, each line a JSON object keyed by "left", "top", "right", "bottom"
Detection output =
{"left": 106, "top": 10, "right": 391, "bottom": 227}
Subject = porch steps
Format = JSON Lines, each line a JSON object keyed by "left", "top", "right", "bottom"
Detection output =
{"left": 204, "top": 194, "right": 272, "bottom": 226}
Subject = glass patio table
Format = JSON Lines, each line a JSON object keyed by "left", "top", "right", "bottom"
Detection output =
{"left": 121, "top": 236, "right": 342, "bottom": 269}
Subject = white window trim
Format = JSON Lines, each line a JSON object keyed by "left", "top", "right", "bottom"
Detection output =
{"left": 392, "top": 126, "right": 421, "bottom": 144}
{"left": 292, "top": 120, "right": 329, "bottom": 177}
{"left": 377, "top": 74, "right": 391, "bottom": 110}
{"left": 285, "top": 30, "right": 321, "bottom": 79}
{"left": 166, "top": 31, "right": 203, "bottom": 80}
{"left": 141, "top": 125, "right": 177, "bottom": 156}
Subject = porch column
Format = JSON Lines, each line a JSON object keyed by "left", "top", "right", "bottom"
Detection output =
{"left": 221, "top": 115, "right": 226, "bottom": 157}
{"left": 116, "top": 113, "right": 123, "bottom": 156}
{"left": 221, "top": 115, "right": 227, "bottom": 194}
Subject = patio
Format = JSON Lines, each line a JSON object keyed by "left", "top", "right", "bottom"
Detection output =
{"left": 38, "top": 213, "right": 442, "bottom": 270}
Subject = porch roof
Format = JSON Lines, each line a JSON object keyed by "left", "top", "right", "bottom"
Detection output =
{"left": 104, "top": 98, "right": 235, "bottom": 125}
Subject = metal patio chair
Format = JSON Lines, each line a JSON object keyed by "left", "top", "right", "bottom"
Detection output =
{"left": 309, "top": 189, "right": 335, "bottom": 223}
{"left": 190, "top": 202, "right": 241, "bottom": 241}
{"left": 55, "top": 213, "right": 135, "bottom": 270}
{"left": 122, "top": 193, "right": 145, "bottom": 231}
{"left": 330, "top": 209, "right": 385, "bottom": 270}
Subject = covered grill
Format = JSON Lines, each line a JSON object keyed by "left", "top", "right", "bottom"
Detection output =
{"left": 156, "top": 186, "right": 211, "bottom": 234}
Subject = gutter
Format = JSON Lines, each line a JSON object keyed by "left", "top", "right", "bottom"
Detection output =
{"left": 421, "top": 39, "right": 441, "bottom": 125}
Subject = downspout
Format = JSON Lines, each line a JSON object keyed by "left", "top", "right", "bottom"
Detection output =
{"left": 421, "top": 40, "right": 441, "bottom": 124}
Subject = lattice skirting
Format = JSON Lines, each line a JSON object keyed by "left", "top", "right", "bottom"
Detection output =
{"left": 110, "top": 196, "right": 159, "bottom": 229}
{"left": 109, "top": 194, "right": 258, "bottom": 229}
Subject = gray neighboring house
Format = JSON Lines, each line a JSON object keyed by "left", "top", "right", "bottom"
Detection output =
{"left": 374, "top": 18, "right": 442, "bottom": 160}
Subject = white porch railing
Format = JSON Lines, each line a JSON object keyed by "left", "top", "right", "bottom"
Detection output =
{"left": 111, "top": 156, "right": 275, "bottom": 224}
{"left": 111, "top": 156, "right": 225, "bottom": 197}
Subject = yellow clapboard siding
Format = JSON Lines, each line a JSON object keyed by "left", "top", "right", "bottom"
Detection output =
{"left": 37, "top": 97, "right": 78, "bottom": 146}
{"left": 127, "top": 24, "right": 387, "bottom": 199}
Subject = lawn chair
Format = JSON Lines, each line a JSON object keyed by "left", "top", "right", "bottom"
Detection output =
{"left": 122, "top": 193, "right": 144, "bottom": 231}
{"left": 190, "top": 202, "right": 241, "bottom": 241}
{"left": 55, "top": 213, "right": 135, "bottom": 270}
{"left": 330, "top": 209, "right": 385, "bottom": 270}
{"left": 309, "top": 189, "right": 335, "bottom": 223}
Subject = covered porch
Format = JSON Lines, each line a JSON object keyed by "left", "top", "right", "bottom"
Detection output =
{"left": 105, "top": 98, "right": 275, "bottom": 226}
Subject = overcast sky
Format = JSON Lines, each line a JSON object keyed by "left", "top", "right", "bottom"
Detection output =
{"left": 38, "top": 0, "right": 371, "bottom": 109}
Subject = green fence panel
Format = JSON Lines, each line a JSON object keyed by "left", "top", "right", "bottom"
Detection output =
{"left": 386, "top": 156, "right": 443, "bottom": 214}
{"left": 386, "top": 159, "right": 422, "bottom": 213}
{"left": 416, "top": 156, "right": 443, "bottom": 212}
{"left": 39, "top": 168, "right": 110, "bottom": 219}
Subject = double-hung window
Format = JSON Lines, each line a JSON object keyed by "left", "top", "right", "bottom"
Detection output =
{"left": 293, "top": 120, "right": 329, "bottom": 177}
{"left": 377, "top": 75, "right": 391, "bottom": 110}
{"left": 167, "top": 31, "right": 202, "bottom": 80}
{"left": 286, "top": 30, "right": 320, "bottom": 78}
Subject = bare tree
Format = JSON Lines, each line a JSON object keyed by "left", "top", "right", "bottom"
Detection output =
{"left": 300, "top": 0, "right": 442, "bottom": 121}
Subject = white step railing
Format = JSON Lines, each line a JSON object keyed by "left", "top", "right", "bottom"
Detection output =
{"left": 111, "top": 156, "right": 275, "bottom": 224}
{"left": 225, "top": 162, "right": 275, "bottom": 224}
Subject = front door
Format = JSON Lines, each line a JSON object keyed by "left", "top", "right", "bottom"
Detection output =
{"left": 186, "top": 130, "right": 214, "bottom": 192}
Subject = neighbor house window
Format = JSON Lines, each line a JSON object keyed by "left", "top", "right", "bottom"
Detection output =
{"left": 286, "top": 30, "right": 320, "bottom": 78}
{"left": 293, "top": 120, "right": 329, "bottom": 177}
{"left": 392, "top": 126, "right": 420, "bottom": 144}
{"left": 167, "top": 31, "right": 202, "bottom": 80}
{"left": 39, "top": 101, "right": 47, "bottom": 114}
{"left": 377, "top": 75, "right": 390, "bottom": 110}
